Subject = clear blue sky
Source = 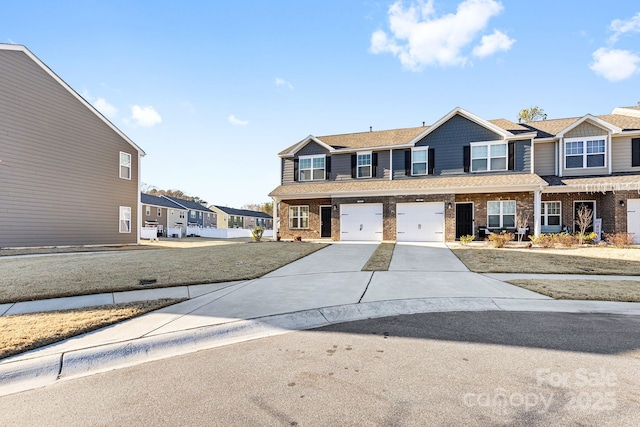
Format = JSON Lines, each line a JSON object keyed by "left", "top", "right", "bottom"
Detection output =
{"left": 2, "top": 1, "right": 639, "bottom": 208}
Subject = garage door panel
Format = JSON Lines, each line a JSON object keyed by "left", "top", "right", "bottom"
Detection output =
{"left": 628, "top": 199, "right": 640, "bottom": 244}
{"left": 341, "top": 204, "right": 383, "bottom": 241}
{"left": 397, "top": 202, "right": 444, "bottom": 242}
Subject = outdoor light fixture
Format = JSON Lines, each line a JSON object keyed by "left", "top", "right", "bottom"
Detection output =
{"left": 416, "top": 198, "right": 424, "bottom": 202}
{"left": 620, "top": 200, "right": 625, "bottom": 207}
{"left": 447, "top": 202, "right": 452, "bottom": 209}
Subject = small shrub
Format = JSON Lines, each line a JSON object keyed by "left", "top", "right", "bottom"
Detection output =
{"left": 578, "top": 231, "right": 598, "bottom": 245}
{"left": 553, "top": 232, "right": 578, "bottom": 247}
{"left": 604, "top": 232, "right": 635, "bottom": 248}
{"left": 488, "top": 232, "right": 513, "bottom": 248}
{"left": 459, "top": 235, "right": 475, "bottom": 246}
{"left": 529, "top": 234, "right": 554, "bottom": 248}
{"left": 293, "top": 235, "right": 302, "bottom": 242}
{"left": 251, "top": 226, "right": 265, "bottom": 242}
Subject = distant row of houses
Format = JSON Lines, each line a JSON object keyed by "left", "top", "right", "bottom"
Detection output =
{"left": 141, "top": 193, "right": 273, "bottom": 238}
{"left": 0, "top": 43, "right": 271, "bottom": 248}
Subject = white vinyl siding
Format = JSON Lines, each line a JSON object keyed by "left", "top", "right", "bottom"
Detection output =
{"left": 299, "top": 155, "right": 325, "bottom": 181}
{"left": 289, "top": 206, "right": 309, "bottom": 229}
{"left": 487, "top": 200, "right": 515, "bottom": 228}
{"left": 119, "top": 151, "right": 132, "bottom": 179}
{"left": 119, "top": 206, "right": 131, "bottom": 233}
{"left": 471, "top": 141, "right": 507, "bottom": 172}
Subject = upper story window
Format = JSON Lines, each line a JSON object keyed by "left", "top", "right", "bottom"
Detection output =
{"left": 412, "top": 148, "right": 428, "bottom": 176}
{"left": 357, "top": 152, "right": 372, "bottom": 178}
{"left": 119, "top": 152, "right": 132, "bottom": 179}
{"left": 190, "top": 210, "right": 196, "bottom": 218}
{"left": 471, "top": 142, "right": 507, "bottom": 172}
{"left": 299, "top": 155, "right": 325, "bottom": 181}
{"left": 565, "top": 137, "right": 605, "bottom": 169}
{"left": 157, "top": 207, "right": 162, "bottom": 217}
{"left": 145, "top": 205, "right": 151, "bottom": 216}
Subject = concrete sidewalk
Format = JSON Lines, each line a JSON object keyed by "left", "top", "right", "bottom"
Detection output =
{"left": 2, "top": 243, "right": 639, "bottom": 397}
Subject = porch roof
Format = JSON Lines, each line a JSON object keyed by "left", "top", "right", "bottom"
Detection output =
{"left": 269, "top": 173, "right": 547, "bottom": 199}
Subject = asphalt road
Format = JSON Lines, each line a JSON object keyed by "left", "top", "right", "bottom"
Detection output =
{"left": 1, "top": 311, "right": 639, "bottom": 426}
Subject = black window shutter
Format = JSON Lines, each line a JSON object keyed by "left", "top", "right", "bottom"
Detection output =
{"left": 325, "top": 156, "right": 331, "bottom": 180}
{"left": 351, "top": 154, "right": 357, "bottom": 178}
{"left": 508, "top": 142, "right": 516, "bottom": 170}
{"left": 633, "top": 138, "right": 640, "bottom": 167}
{"left": 428, "top": 148, "right": 435, "bottom": 175}
{"left": 372, "top": 152, "right": 378, "bottom": 177}
{"left": 293, "top": 158, "right": 299, "bottom": 181}
{"left": 463, "top": 146, "right": 470, "bottom": 173}
{"left": 405, "top": 149, "right": 411, "bottom": 175}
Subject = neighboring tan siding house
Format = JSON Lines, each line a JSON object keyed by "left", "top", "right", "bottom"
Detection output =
{"left": 210, "top": 206, "right": 273, "bottom": 229}
{"left": 270, "top": 106, "right": 640, "bottom": 243}
{"left": 0, "top": 44, "right": 145, "bottom": 247}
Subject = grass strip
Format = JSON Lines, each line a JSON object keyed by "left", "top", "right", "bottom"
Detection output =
{"left": 507, "top": 279, "right": 640, "bottom": 302}
{"left": 0, "top": 299, "right": 184, "bottom": 360}
{"left": 362, "top": 243, "right": 396, "bottom": 271}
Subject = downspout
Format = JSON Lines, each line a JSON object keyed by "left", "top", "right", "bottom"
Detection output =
{"left": 530, "top": 138, "right": 535, "bottom": 174}
{"left": 137, "top": 152, "right": 142, "bottom": 245}
{"left": 608, "top": 132, "right": 612, "bottom": 175}
{"left": 558, "top": 138, "right": 563, "bottom": 178}
{"left": 390, "top": 149, "right": 393, "bottom": 180}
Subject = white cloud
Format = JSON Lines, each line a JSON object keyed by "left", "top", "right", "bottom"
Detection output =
{"left": 228, "top": 114, "right": 249, "bottom": 126}
{"left": 130, "top": 105, "right": 162, "bottom": 127}
{"left": 275, "top": 77, "right": 294, "bottom": 90}
{"left": 610, "top": 12, "right": 640, "bottom": 43}
{"left": 472, "top": 29, "right": 514, "bottom": 57}
{"left": 369, "top": 0, "right": 510, "bottom": 70}
{"left": 94, "top": 97, "right": 118, "bottom": 118}
{"left": 590, "top": 48, "right": 640, "bottom": 82}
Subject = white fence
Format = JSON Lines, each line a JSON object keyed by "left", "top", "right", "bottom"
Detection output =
{"left": 167, "top": 227, "right": 183, "bottom": 238}
{"left": 187, "top": 226, "right": 273, "bottom": 239}
{"left": 141, "top": 226, "right": 158, "bottom": 239}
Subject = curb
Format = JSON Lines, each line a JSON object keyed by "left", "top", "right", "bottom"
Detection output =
{"left": 1, "top": 297, "right": 640, "bottom": 397}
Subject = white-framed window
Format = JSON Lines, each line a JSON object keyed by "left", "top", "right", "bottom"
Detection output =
{"left": 471, "top": 141, "right": 507, "bottom": 172}
{"left": 289, "top": 206, "right": 309, "bottom": 229}
{"left": 412, "top": 147, "right": 428, "bottom": 176}
{"left": 157, "top": 207, "right": 162, "bottom": 217}
{"left": 565, "top": 137, "right": 606, "bottom": 169}
{"left": 179, "top": 211, "right": 185, "bottom": 219}
{"left": 190, "top": 210, "right": 196, "bottom": 218}
{"left": 541, "top": 201, "right": 561, "bottom": 227}
{"left": 119, "top": 152, "right": 132, "bottom": 180}
{"left": 487, "top": 200, "right": 516, "bottom": 228}
{"left": 357, "top": 152, "right": 372, "bottom": 178}
{"left": 299, "top": 155, "right": 325, "bottom": 181}
{"left": 207, "top": 213, "right": 210, "bottom": 219}
{"left": 119, "top": 206, "right": 131, "bottom": 233}
{"left": 145, "top": 205, "right": 150, "bottom": 216}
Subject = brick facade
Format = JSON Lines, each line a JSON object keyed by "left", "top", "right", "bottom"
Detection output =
{"left": 455, "top": 192, "right": 535, "bottom": 233}
{"left": 278, "top": 198, "right": 331, "bottom": 240}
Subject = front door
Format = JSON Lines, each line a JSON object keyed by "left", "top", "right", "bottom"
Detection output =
{"left": 320, "top": 206, "right": 332, "bottom": 238}
{"left": 574, "top": 201, "right": 595, "bottom": 233}
{"left": 455, "top": 203, "right": 473, "bottom": 239}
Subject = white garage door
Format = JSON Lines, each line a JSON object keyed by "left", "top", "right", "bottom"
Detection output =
{"left": 340, "top": 204, "right": 383, "bottom": 241}
{"left": 628, "top": 199, "right": 640, "bottom": 244}
{"left": 396, "top": 202, "right": 444, "bottom": 242}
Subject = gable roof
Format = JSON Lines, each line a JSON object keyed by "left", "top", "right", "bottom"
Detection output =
{"left": 162, "top": 195, "right": 213, "bottom": 212}
{"left": 0, "top": 44, "right": 145, "bottom": 156}
{"left": 556, "top": 114, "right": 622, "bottom": 137}
{"left": 141, "top": 193, "right": 186, "bottom": 209}
{"left": 213, "top": 206, "right": 273, "bottom": 219}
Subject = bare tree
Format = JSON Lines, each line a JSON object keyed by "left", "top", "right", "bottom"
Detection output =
{"left": 574, "top": 205, "right": 593, "bottom": 245}
{"left": 515, "top": 211, "right": 530, "bottom": 242}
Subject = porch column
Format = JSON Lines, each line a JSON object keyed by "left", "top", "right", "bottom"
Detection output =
{"left": 272, "top": 197, "right": 279, "bottom": 241}
{"left": 533, "top": 189, "right": 542, "bottom": 236}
